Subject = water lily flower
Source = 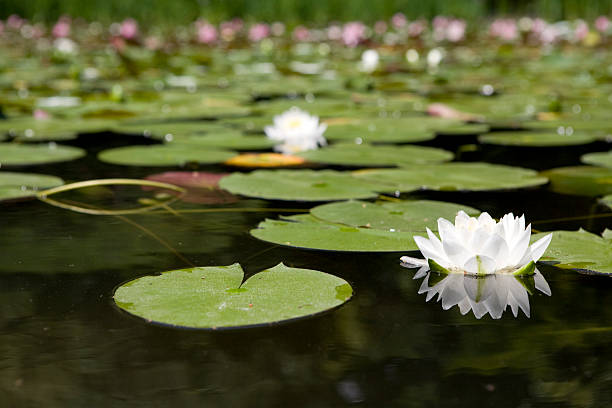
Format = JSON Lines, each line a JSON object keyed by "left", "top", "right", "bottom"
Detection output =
{"left": 426, "top": 48, "right": 444, "bottom": 68}
{"left": 52, "top": 16, "right": 71, "bottom": 38}
{"left": 489, "top": 18, "right": 518, "bottom": 42}
{"left": 248, "top": 23, "right": 270, "bottom": 42}
{"left": 119, "top": 18, "right": 139, "bottom": 40}
{"left": 595, "top": 16, "right": 610, "bottom": 33}
{"left": 391, "top": 13, "right": 407, "bottom": 29}
{"left": 54, "top": 38, "right": 78, "bottom": 54}
{"left": 400, "top": 211, "right": 553, "bottom": 276}
{"left": 264, "top": 107, "right": 327, "bottom": 155}
{"left": 196, "top": 21, "right": 217, "bottom": 44}
{"left": 342, "top": 22, "right": 366, "bottom": 47}
{"left": 359, "top": 49, "right": 379, "bottom": 73}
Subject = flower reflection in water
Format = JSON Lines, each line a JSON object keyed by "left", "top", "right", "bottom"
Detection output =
{"left": 410, "top": 266, "right": 551, "bottom": 319}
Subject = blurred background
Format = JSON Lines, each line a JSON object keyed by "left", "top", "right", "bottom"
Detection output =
{"left": 1, "top": 0, "right": 612, "bottom": 25}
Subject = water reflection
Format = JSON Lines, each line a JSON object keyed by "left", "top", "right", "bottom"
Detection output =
{"left": 413, "top": 268, "right": 551, "bottom": 319}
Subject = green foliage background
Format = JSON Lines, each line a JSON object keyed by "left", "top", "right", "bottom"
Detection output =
{"left": 1, "top": 0, "right": 611, "bottom": 24}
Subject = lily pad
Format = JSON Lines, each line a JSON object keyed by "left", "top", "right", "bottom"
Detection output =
{"left": 297, "top": 144, "right": 453, "bottom": 167}
{"left": 323, "top": 118, "right": 436, "bottom": 144}
{"left": 479, "top": 131, "right": 598, "bottom": 146}
{"left": 113, "top": 263, "right": 352, "bottom": 329}
{"left": 601, "top": 195, "right": 612, "bottom": 210}
{"left": 168, "top": 133, "right": 276, "bottom": 150}
{"left": 0, "top": 143, "right": 86, "bottom": 166}
{"left": 541, "top": 166, "right": 612, "bottom": 196}
{"left": 353, "top": 163, "right": 548, "bottom": 192}
{"left": 219, "top": 170, "right": 380, "bottom": 201}
{"left": 535, "top": 230, "right": 612, "bottom": 275}
{"left": 251, "top": 199, "right": 480, "bottom": 252}
{"left": 224, "top": 153, "right": 306, "bottom": 168}
{"left": 435, "top": 123, "right": 490, "bottom": 136}
{"left": 581, "top": 151, "right": 612, "bottom": 168}
{"left": 0, "top": 118, "right": 110, "bottom": 142}
{"left": 98, "top": 145, "right": 236, "bottom": 167}
{"left": 0, "top": 171, "right": 64, "bottom": 201}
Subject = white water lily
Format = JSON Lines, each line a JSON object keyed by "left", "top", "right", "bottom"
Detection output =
{"left": 400, "top": 211, "right": 553, "bottom": 276}
{"left": 414, "top": 268, "right": 551, "bottom": 319}
{"left": 359, "top": 49, "right": 380, "bottom": 73}
{"left": 264, "top": 107, "right": 327, "bottom": 155}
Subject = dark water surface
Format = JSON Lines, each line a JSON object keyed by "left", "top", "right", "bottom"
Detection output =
{"left": 1, "top": 133, "right": 611, "bottom": 407}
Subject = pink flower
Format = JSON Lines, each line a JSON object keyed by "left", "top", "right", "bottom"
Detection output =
{"left": 293, "top": 25, "right": 310, "bottom": 42}
{"left": 52, "top": 16, "right": 71, "bottom": 38}
{"left": 574, "top": 20, "right": 589, "bottom": 41}
{"left": 408, "top": 20, "right": 426, "bottom": 37}
{"left": 446, "top": 19, "right": 466, "bottom": 42}
{"left": 119, "top": 18, "right": 138, "bottom": 40}
{"left": 220, "top": 21, "right": 237, "bottom": 41}
{"left": 248, "top": 23, "right": 270, "bottom": 42}
{"left": 33, "top": 109, "right": 50, "bottom": 120}
{"left": 595, "top": 16, "right": 610, "bottom": 33}
{"left": 489, "top": 18, "right": 518, "bottom": 41}
{"left": 7, "top": 14, "right": 24, "bottom": 30}
{"left": 374, "top": 20, "right": 388, "bottom": 35}
{"left": 391, "top": 13, "right": 407, "bottom": 29}
{"left": 342, "top": 22, "right": 366, "bottom": 47}
{"left": 196, "top": 21, "right": 217, "bottom": 44}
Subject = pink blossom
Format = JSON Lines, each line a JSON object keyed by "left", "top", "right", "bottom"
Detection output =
{"left": 33, "top": 109, "right": 50, "bottom": 120}
{"left": 391, "top": 13, "right": 407, "bottom": 29}
{"left": 342, "top": 22, "right": 366, "bottom": 47}
{"left": 446, "top": 19, "right": 466, "bottom": 42}
{"left": 489, "top": 18, "right": 518, "bottom": 41}
{"left": 52, "top": 16, "right": 71, "bottom": 38}
{"left": 220, "top": 21, "right": 238, "bottom": 41}
{"left": 531, "top": 18, "right": 547, "bottom": 35}
{"left": 196, "top": 21, "right": 217, "bottom": 44}
{"left": 408, "top": 20, "right": 426, "bottom": 37}
{"left": 119, "top": 18, "right": 138, "bottom": 40}
{"left": 574, "top": 20, "right": 589, "bottom": 41}
{"left": 374, "top": 20, "right": 387, "bottom": 35}
{"left": 293, "top": 25, "right": 310, "bottom": 42}
{"left": 248, "top": 23, "right": 270, "bottom": 42}
{"left": 595, "top": 16, "right": 610, "bottom": 33}
{"left": 7, "top": 14, "right": 24, "bottom": 30}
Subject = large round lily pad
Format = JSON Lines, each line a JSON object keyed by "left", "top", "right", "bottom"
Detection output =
{"left": 353, "top": 162, "right": 548, "bottom": 192}
{"left": 113, "top": 263, "right": 353, "bottom": 329}
{"left": 535, "top": 230, "right": 612, "bottom": 275}
{"left": 541, "top": 166, "right": 612, "bottom": 196}
{"left": 297, "top": 144, "right": 453, "bottom": 167}
{"left": 581, "top": 151, "right": 612, "bottom": 168}
{"left": 0, "top": 118, "right": 110, "bottom": 142}
{"left": 250, "top": 199, "right": 480, "bottom": 252}
{"left": 0, "top": 171, "right": 64, "bottom": 201}
{"left": 219, "top": 170, "right": 381, "bottom": 201}
{"left": 601, "top": 195, "right": 612, "bottom": 210}
{"left": 324, "top": 118, "right": 436, "bottom": 143}
{"left": 168, "top": 132, "right": 275, "bottom": 150}
{"left": 98, "top": 145, "right": 236, "bottom": 167}
{"left": 0, "top": 143, "right": 86, "bottom": 166}
{"left": 479, "top": 131, "right": 598, "bottom": 146}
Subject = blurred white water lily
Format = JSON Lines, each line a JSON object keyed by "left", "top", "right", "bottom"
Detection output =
{"left": 264, "top": 107, "right": 327, "bottom": 155}
{"left": 359, "top": 49, "right": 379, "bottom": 73}
{"left": 414, "top": 268, "right": 551, "bottom": 319}
{"left": 400, "top": 211, "right": 553, "bottom": 276}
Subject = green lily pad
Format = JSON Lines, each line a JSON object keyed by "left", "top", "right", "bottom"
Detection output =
{"left": 98, "top": 145, "right": 237, "bottom": 167}
{"left": 112, "top": 121, "right": 233, "bottom": 140}
{"left": 251, "top": 199, "right": 480, "bottom": 252}
{"left": 113, "top": 263, "right": 352, "bottom": 329}
{"left": 297, "top": 144, "right": 453, "bottom": 167}
{"left": 436, "top": 123, "right": 490, "bottom": 136}
{"left": 219, "top": 170, "right": 381, "bottom": 201}
{"left": 541, "top": 166, "right": 612, "bottom": 196}
{"left": 168, "top": 132, "right": 276, "bottom": 150}
{"left": 0, "top": 118, "right": 110, "bottom": 142}
{"left": 0, "top": 143, "right": 86, "bottom": 166}
{"left": 581, "top": 151, "right": 612, "bottom": 168}
{"left": 0, "top": 171, "right": 64, "bottom": 201}
{"left": 324, "top": 118, "right": 436, "bottom": 144}
{"left": 479, "top": 131, "right": 598, "bottom": 146}
{"left": 601, "top": 195, "right": 612, "bottom": 209}
{"left": 353, "top": 162, "right": 548, "bottom": 192}
{"left": 534, "top": 230, "right": 612, "bottom": 275}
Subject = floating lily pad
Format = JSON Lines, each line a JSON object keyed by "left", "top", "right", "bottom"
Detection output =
{"left": 113, "top": 121, "right": 234, "bottom": 140}
{"left": 541, "top": 166, "right": 612, "bottom": 196}
{"left": 297, "top": 144, "right": 453, "bottom": 167}
{"left": 353, "top": 163, "right": 548, "bottom": 192}
{"left": 113, "top": 263, "right": 352, "bottom": 329}
{"left": 224, "top": 153, "right": 306, "bottom": 168}
{"left": 479, "top": 131, "right": 598, "bottom": 146}
{"left": 435, "top": 123, "right": 490, "bottom": 136}
{"left": 324, "top": 118, "right": 436, "bottom": 143}
{"left": 169, "top": 133, "right": 275, "bottom": 150}
{"left": 0, "top": 143, "right": 86, "bottom": 166}
{"left": 251, "top": 199, "right": 480, "bottom": 252}
{"left": 535, "top": 230, "right": 612, "bottom": 275}
{"left": 98, "top": 145, "right": 236, "bottom": 167}
{"left": 0, "top": 118, "right": 110, "bottom": 142}
{"left": 601, "top": 195, "right": 612, "bottom": 210}
{"left": 220, "top": 170, "right": 380, "bottom": 201}
{"left": 0, "top": 171, "right": 64, "bottom": 201}
{"left": 581, "top": 151, "right": 612, "bottom": 168}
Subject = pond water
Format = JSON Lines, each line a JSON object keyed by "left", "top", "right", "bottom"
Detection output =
{"left": 0, "top": 132, "right": 610, "bottom": 407}
{"left": 1, "top": 39, "right": 612, "bottom": 406}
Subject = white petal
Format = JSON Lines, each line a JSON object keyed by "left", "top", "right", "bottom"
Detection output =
{"left": 505, "top": 224, "right": 531, "bottom": 267}
{"left": 479, "top": 233, "right": 510, "bottom": 268}
{"left": 413, "top": 236, "right": 449, "bottom": 267}
{"left": 437, "top": 218, "right": 457, "bottom": 243}
{"left": 463, "top": 254, "right": 496, "bottom": 275}
{"left": 400, "top": 256, "right": 428, "bottom": 268}
{"left": 534, "top": 270, "right": 552, "bottom": 296}
{"left": 442, "top": 234, "right": 470, "bottom": 267}
{"left": 528, "top": 233, "right": 553, "bottom": 262}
